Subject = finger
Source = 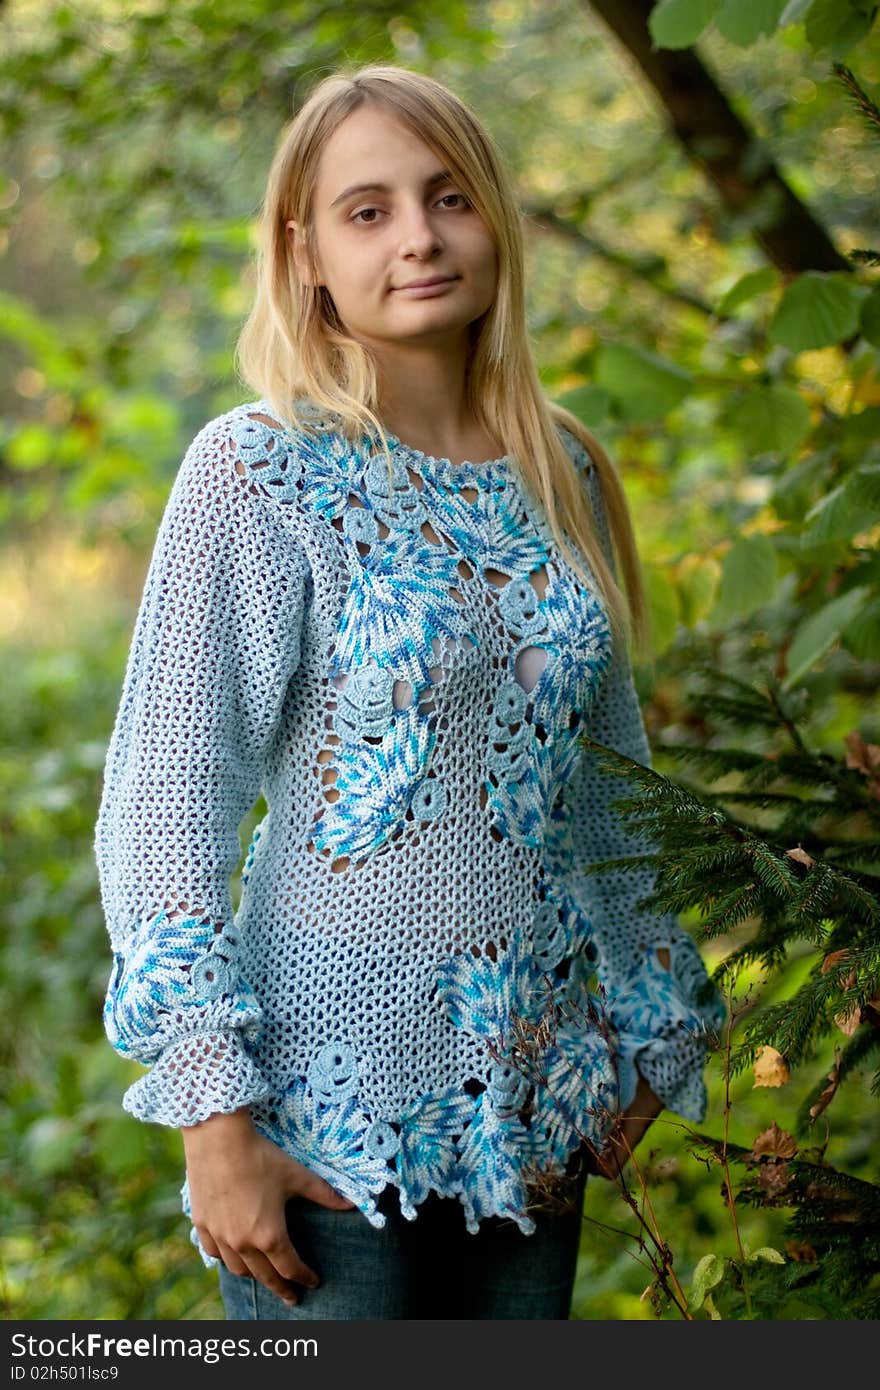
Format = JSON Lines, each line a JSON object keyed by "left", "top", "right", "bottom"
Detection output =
{"left": 216, "top": 1237, "right": 308, "bottom": 1304}
{"left": 215, "top": 1239, "right": 250, "bottom": 1279}
{"left": 262, "top": 1229, "right": 321, "bottom": 1290}
{"left": 292, "top": 1169, "right": 357, "bottom": 1209}
{"left": 194, "top": 1227, "right": 222, "bottom": 1261}
{"left": 244, "top": 1250, "right": 300, "bottom": 1307}
{"left": 244, "top": 1245, "right": 318, "bottom": 1307}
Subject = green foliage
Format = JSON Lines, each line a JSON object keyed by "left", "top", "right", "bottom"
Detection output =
{"left": 571, "top": 658, "right": 880, "bottom": 1317}
{"left": 649, "top": 0, "right": 878, "bottom": 54}
{"left": 714, "top": 534, "right": 778, "bottom": 621}
{"left": 782, "top": 586, "right": 873, "bottom": 687}
{"left": 682, "top": 1135, "right": 880, "bottom": 1317}
{"left": 593, "top": 343, "right": 693, "bottom": 423}
{"left": 769, "top": 271, "right": 864, "bottom": 350}
{"left": 650, "top": 0, "right": 721, "bottom": 50}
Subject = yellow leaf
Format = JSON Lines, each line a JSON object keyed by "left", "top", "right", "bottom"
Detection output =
{"left": 753, "top": 1045, "right": 790, "bottom": 1087}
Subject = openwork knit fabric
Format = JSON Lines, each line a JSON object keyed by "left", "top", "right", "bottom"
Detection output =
{"left": 94, "top": 400, "right": 725, "bottom": 1263}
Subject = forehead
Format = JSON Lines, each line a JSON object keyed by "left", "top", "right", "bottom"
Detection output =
{"left": 315, "top": 104, "right": 443, "bottom": 193}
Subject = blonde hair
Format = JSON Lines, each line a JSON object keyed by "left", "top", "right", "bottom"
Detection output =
{"left": 235, "top": 63, "right": 651, "bottom": 659}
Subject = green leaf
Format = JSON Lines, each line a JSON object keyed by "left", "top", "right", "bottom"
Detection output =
{"left": 107, "top": 393, "right": 180, "bottom": 453}
{"left": 714, "top": 534, "right": 779, "bottom": 621}
{"left": 859, "top": 286, "right": 880, "bottom": 347}
{"left": 555, "top": 384, "right": 612, "bottom": 427}
{"left": 594, "top": 343, "right": 693, "bottom": 423}
{"left": 91, "top": 1115, "right": 154, "bottom": 1179}
{"left": 644, "top": 565, "right": 681, "bottom": 652}
{"left": 747, "top": 1246, "right": 786, "bottom": 1264}
{"left": 769, "top": 272, "right": 861, "bottom": 351}
{"left": 772, "top": 448, "right": 834, "bottom": 520}
{"left": 649, "top": 0, "right": 720, "bottom": 49}
{"left": 778, "top": 0, "right": 815, "bottom": 25}
{"left": 24, "top": 1116, "right": 84, "bottom": 1178}
{"left": 677, "top": 557, "right": 721, "bottom": 627}
{"left": 782, "top": 585, "right": 873, "bottom": 688}
{"left": 843, "top": 598, "right": 880, "bottom": 659}
{"left": 715, "top": 0, "right": 788, "bottom": 45}
{"left": 804, "top": 0, "right": 877, "bottom": 57}
{"left": 803, "top": 466, "right": 880, "bottom": 542}
{"left": 717, "top": 266, "right": 780, "bottom": 315}
{"left": 7, "top": 424, "right": 57, "bottom": 471}
{"left": 725, "top": 384, "right": 812, "bottom": 453}
{"left": 690, "top": 1252, "right": 726, "bottom": 1309}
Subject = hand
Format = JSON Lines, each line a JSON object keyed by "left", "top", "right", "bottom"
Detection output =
{"left": 181, "top": 1107, "right": 356, "bottom": 1306}
{"left": 587, "top": 1072, "right": 664, "bottom": 1181}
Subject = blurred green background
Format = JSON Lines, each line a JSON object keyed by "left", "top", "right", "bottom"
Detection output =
{"left": 2, "top": 0, "right": 879, "bottom": 1319}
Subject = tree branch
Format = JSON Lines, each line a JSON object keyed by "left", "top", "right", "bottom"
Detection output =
{"left": 584, "top": 0, "right": 850, "bottom": 275}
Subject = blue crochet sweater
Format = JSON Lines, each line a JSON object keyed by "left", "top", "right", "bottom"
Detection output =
{"left": 94, "top": 400, "right": 724, "bottom": 1260}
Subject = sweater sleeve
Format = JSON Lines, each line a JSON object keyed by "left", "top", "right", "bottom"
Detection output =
{"left": 563, "top": 438, "right": 725, "bottom": 1123}
{"left": 93, "top": 411, "right": 311, "bottom": 1128}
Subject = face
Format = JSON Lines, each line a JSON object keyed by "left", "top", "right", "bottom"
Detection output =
{"left": 288, "top": 103, "right": 499, "bottom": 358}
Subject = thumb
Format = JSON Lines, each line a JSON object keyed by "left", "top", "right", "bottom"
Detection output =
{"left": 287, "top": 1160, "right": 357, "bottom": 1209}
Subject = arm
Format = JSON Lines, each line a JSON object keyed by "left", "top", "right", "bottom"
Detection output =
{"left": 564, "top": 442, "right": 725, "bottom": 1164}
{"left": 93, "top": 411, "right": 310, "bottom": 1129}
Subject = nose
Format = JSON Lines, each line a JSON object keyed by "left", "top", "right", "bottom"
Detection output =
{"left": 398, "top": 199, "right": 443, "bottom": 260}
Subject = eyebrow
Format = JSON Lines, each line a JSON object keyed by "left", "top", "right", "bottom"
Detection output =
{"left": 329, "top": 169, "right": 455, "bottom": 209}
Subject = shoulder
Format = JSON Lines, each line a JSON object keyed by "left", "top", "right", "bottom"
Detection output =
{"left": 552, "top": 419, "right": 595, "bottom": 478}
{"left": 183, "top": 400, "right": 294, "bottom": 475}
{"left": 159, "top": 403, "right": 319, "bottom": 550}
{"left": 179, "top": 399, "right": 346, "bottom": 509}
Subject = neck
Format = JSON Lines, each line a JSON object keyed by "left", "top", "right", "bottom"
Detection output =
{"left": 373, "top": 339, "right": 484, "bottom": 461}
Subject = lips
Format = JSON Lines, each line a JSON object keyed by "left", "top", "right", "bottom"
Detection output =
{"left": 394, "top": 276, "right": 458, "bottom": 289}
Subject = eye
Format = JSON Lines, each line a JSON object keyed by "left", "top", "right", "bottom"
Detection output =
{"left": 349, "top": 192, "right": 470, "bottom": 226}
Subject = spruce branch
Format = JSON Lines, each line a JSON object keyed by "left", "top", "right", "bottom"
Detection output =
{"left": 797, "top": 1028, "right": 880, "bottom": 1129}
{"left": 832, "top": 64, "right": 880, "bottom": 140}
{"left": 730, "top": 943, "right": 880, "bottom": 1072}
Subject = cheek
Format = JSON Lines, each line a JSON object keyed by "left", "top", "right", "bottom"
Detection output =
{"left": 478, "top": 244, "right": 499, "bottom": 291}
{"left": 324, "top": 257, "right": 378, "bottom": 307}
{"left": 348, "top": 246, "right": 388, "bottom": 288}
{"left": 473, "top": 233, "right": 498, "bottom": 277}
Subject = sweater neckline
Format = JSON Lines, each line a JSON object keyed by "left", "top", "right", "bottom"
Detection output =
{"left": 382, "top": 430, "right": 512, "bottom": 480}
{"left": 260, "top": 399, "right": 514, "bottom": 487}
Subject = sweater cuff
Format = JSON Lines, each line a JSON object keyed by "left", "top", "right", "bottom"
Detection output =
{"left": 604, "top": 939, "right": 726, "bottom": 1123}
{"left": 120, "top": 1030, "right": 274, "bottom": 1127}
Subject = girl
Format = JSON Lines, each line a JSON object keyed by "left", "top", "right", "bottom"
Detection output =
{"left": 94, "top": 63, "right": 724, "bottom": 1321}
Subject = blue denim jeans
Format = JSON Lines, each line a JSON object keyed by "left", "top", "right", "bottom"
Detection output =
{"left": 218, "top": 1155, "right": 589, "bottom": 1321}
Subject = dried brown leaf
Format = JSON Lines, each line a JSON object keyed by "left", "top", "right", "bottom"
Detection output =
{"left": 821, "top": 949, "right": 852, "bottom": 975}
{"left": 753, "top": 1045, "right": 790, "bottom": 1088}
{"left": 834, "top": 1003, "right": 862, "bottom": 1037}
{"left": 756, "top": 1159, "right": 791, "bottom": 1196}
{"left": 844, "top": 730, "right": 880, "bottom": 798}
{"left": 785, "top": 1239, "right": 818, "bottom": 1264}
{"left": 751, "top": 1121, "right": 798, "bottom": 1160}
{"left": 786, "top": 845, "right": 815, "bottom": 868}
{"left": 809, "top": 1052, "right": 841, "bottom": 1122}
{"left": 844, "top": 729, "right": 880, "bottom": 773}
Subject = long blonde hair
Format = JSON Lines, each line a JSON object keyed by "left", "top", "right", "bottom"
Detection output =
{"left": 236, "top": 63, "right": 651, "bottom": 659}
